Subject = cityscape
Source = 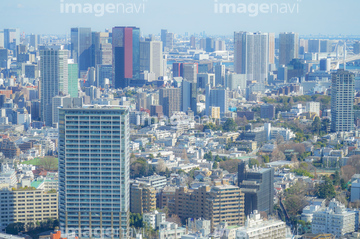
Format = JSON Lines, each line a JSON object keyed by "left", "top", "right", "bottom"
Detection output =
{"left": 1, "top": 1, "right": 360, "bottom": 239}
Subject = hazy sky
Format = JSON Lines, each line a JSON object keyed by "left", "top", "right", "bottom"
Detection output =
{"left": 1, "top": 0, "right": 359, "bottom": 36}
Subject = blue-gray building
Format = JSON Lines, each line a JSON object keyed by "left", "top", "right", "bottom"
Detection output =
{"left": 58, "top": 106, "right": 130, "bottom": 238}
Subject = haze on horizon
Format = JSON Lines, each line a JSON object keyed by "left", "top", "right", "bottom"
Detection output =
{"left": 1, "top": 0, "right": 359, "bottom": 36}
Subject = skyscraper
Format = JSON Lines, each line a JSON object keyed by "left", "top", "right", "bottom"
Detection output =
{"left": 279, "top": 32, "right": 299, "bottom": 66}
{"left": 215, "top": 63, "right": 225, "bottom": 86}
{"left": 182, "top": 63, "right": 197, "bottom": 83}
{"left": 331, "top": 70, "right": 355, "bottom": 132}
{"left": 190, "top": 36, "right": 196, "bottom": 49}
{"left": 40, "top": 47, "right": 68, "bottom": 126}
{"left": 71, "top": 28, "right": 92, "bottom": 76}
{"left": 67, "top": 60, "right": 78, "bottom": 98}
{"left": 182, "top": 80, "right": 197, "bottom": 113}
{"left": 140, "top": 40, "right": 163, "bottom": 80}
{"left": 234, "top": 32, "right": 269, "bottom": 83}
{"left": 3, "top": 29, "right": 20, "bottom": 50}
{"left": 268, "top": 33, "right": 275, "bottom": 65}
{"left": 58, "top": 106, "right": 130, "bottom": 238}
{"left": 29, "top": 34, "right": 38, "bottom": 50}
{"left": 161, "top": 29, "right": 168, "bottom": 50}
{"left": 112, "top": 26, "right": 140, "bottom": 88}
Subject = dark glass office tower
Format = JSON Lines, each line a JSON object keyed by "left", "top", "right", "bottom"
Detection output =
{"left": 112, "top": 27, "right": 140, "bottom": 89}
{"left": 238, "top": 161, "right": 274, "bottom": 216}
{"left": 71, "top": 28, "right": 92, "bottom": 76}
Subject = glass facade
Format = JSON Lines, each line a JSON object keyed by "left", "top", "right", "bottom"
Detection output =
{"left": 58, "top": 107, "right": 130, "bottom": 238}
{"left": 71, "top": 28, "right": 92, "bottom": 75}
{"left": 68, "top": 63, "right": 78, "bottom": 98}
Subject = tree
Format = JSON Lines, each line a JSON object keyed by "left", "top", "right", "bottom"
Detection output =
{"left": 219, "top": 159, "right": 242, "bottom": 173}
{"left": 312, "top": 117, "right": 321, "bottom": 135}
{"left": 39, "top": 157, "right": 58, "bottom": 171}
{"left": 213, "top": 162, "right": 218, "bottom": 169}
{"left": 248, "top": 158, "right": 260, "bottom": 168}
{"left": 156, "top": 159, "right": 166, "bottom": 173}
{"left": 332, "top": 171, "right": 340, "bottom": 186}
{"left": 167, "top": 214, "right": 182, "bottom": 226}
{"left": 6, "top": 222, "right": 25, "bottom": 235}
{"left": 347, "top": 155, "right": 360, "bottom": 174}
{"left": 130, "top": 213, "right": 143, "bottom": 228}
{"left": 214, "top": 155, "right": 222, "bottom": 162}
{"left": 341, "top": 165, "right": 356, "bottom": 182}
{"left": 316, "top": 176, "right": 336, "bottom": 199}
{"left": 262, "top": 155, "right": 270, "bottom": 163}
{"left": 222, "top": 118, "right": 238, "bottom": 132}
{"left": 321, "top": 118, "right": 330, "bottom": 134}
{"left": 204, "top": 151, "right": 213, "bottom": 161}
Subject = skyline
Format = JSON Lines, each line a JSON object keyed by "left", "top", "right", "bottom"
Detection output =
{"left": 1, "top": 0, "right": 360, "bottom": 36}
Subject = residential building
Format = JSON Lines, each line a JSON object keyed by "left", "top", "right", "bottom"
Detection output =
{"left": 0, "top": 188, "right": 58, "bottom": 233}
{"left": 130, "top": 181, "right": 156, "bottom": 214}
{"left": 159, "top": 222, "right": 186, "bottom": 239}
{"left": 136, "top": 175, "right": 167, "bottom": 190}
{"left": 40, "top": 47, "right": 68, "bottom": 126}
{"left": 279, "top": 32, "right": 299, "bottom": 66}
{"left": 312, "top": 199, "right": 356, "bottom": 237}
{"left": 143, "top": 210, "right": 165, "bottom": 229}
{"left": 234, "top": 211, "right": 286, "bottom": 239}
{"left": 58, "top": 106, "right": 130, "bottom": 238}
{"left": 234, "top": 32, "right": 269, "bottom": 83}
{"left": 331, "top": 70, "right": 355, "bottom": 132}
{"left": 67, "top": 60, "right": 79, "bottom": 98}
{"left": 206, "top": 86, "right": 228, "bottom": 116}
{"left": 306, "top": 102, "right": 321, "bottom": 117}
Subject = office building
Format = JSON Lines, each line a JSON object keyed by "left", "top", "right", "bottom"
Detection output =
{"left": 29, "top": 34, "right": 38, "bottom": 50}
{"left": 354, "top": 41, "right": 360, "bottom": 54}
{"left": 215, "top": 63, "right": 225, "bottom": 86}
{"left": 190, "top": 36, "right": 196, "bottom": 49}
{"left": 331, "top": 70, "right": 355, "bottom": 132}
{"left": 205, "top": 37, "right": 214, "bottom": 52}
{"left": 130, "top": 181, "right": 156, "bottom": 214}
{"left": 206, "top": 86, "right": 228, "bottom": 116}
{"left": 306, "top": 102, "right": 320, "bottom": 117}
{"left": 112, "top": 26, "right": 140, "bottom": 88}
{"left": 58, "top": 106, "right": 130, "bottom": 238}
{"left": 159, "top": 88, "right": 181, "bottom": 117}
{"left": 0, "top": 31, "right": 3, "bottom": 48}
{"left": 0, "top": 48, "right": 9, "bottom": 69}
{"left": 268, "top": 33, "right": 275, "bottom": 65}
{"left": 226, "top": 73, "right": 247, "bottom": 90}
{"left": 279, "top": 32, "right": 299, "bottom": 66}
{"left": 183, "top": 63, "right": 198, "bottom": 83}
{"left": 67, "top": 60, "right": 78, "bottom": 98}
{"left": 161, "top": 29, "right": 168, "bottom": 50}
{"left": 3, "top": 29, "right": 20, "bottom": 50}
{"left": 182, "top": 80, "right": 197, "bottom": 113}
{"left": 166, "top": 33, "right": 174, "bottom": 51}
{"left": 312, "top": 199, "right": 356, "bottom": 237}
{"left": 0, "top": 188, "right": 58, "bottom": 233}
{"left": 234, "top": 211, "right": 286, "bottom": 239}
{"left": 260, "top": 104, "right": 275, "bottom": 120}
{"left": 320, "top": 58, "right": 331, "bottom": 72}
{"left": 96, "top": 64, "right": 112, "bottom": 88}
{"left": 197, "top": 73, "right": 215, "bottom": 88}
{"left": 140, "top": 40, "right": 163, "bottom": 80}
{"left": 40, "top": 47, "right": 68, "bottom": 126}
{"left": 238, "top": 162, "right": 274, "bottom": 215}
{"left": 234, "top": 32, "right": 269, "bottom": 83}
{"left": 70, "top": 28, "right": 92, "bottom": 76}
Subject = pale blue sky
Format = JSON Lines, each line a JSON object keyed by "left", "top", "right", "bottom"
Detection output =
{"left": 1, "top": 0, "right": 359, "bottom": 36}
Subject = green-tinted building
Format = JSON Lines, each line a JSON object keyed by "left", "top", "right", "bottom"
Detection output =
{"left": 68, "top": 63, "right": 78, "bottom": 97}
